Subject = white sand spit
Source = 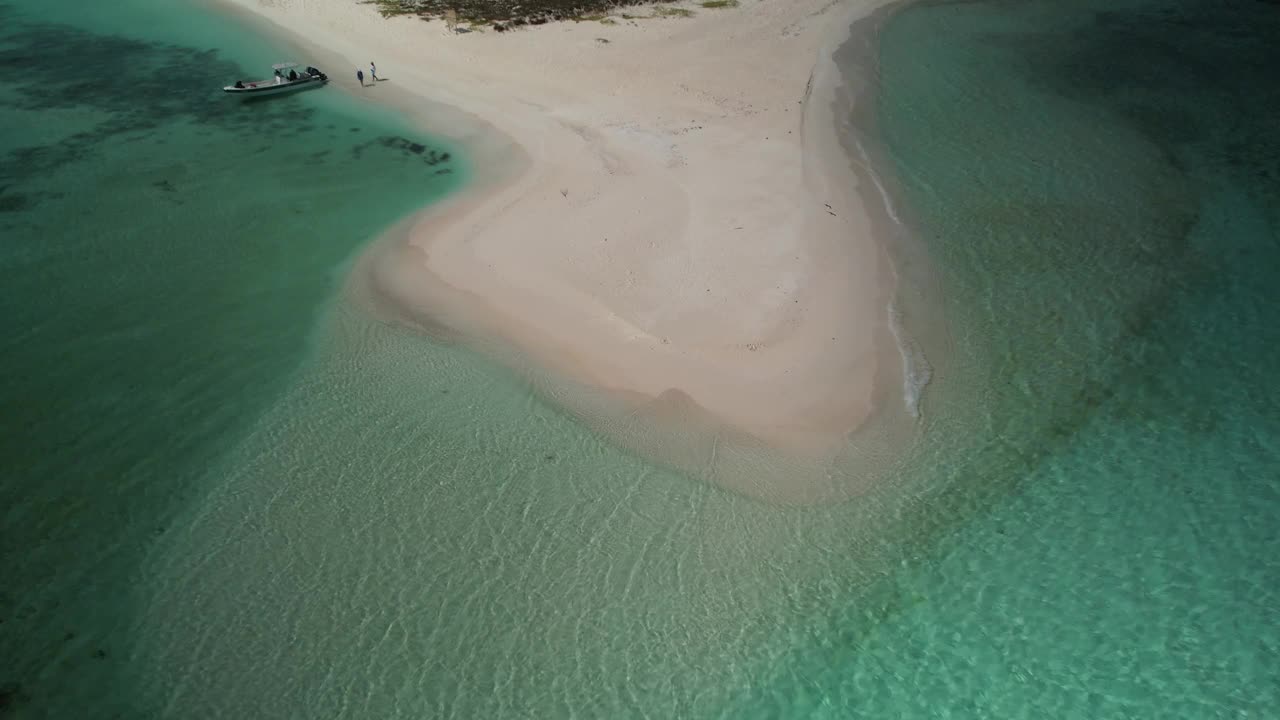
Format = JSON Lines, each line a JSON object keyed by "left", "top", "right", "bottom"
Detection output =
{"left": 218, "top": 0, "right": 917, "bottom": 502}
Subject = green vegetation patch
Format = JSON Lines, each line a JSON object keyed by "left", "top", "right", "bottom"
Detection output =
{"left": 652, "top": 5, "right": 695, "bottom": 17}
{"left": 362, "top": 0, "right": 423, "bottom": 18}
{"left": 358, "top": 0, "right": 678, "bottom": 25}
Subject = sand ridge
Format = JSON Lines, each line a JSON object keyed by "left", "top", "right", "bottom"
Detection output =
{"left": 217, "top": 0, "right": 914, "bottom": 500}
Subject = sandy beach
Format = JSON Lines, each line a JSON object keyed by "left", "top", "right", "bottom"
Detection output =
{"left": 217, "top": 0, "right": 915, "bottom": 502}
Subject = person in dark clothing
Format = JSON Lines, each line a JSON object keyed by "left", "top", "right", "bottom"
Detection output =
{"left": 357, "top": 69, "right": 364, "bottom": 87}
{"left": 287, "top": 69, "right": 298, "bottom": 81}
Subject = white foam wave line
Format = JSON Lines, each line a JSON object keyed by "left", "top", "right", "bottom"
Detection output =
{"left": 853, "top": 136, "right": 905, "bottom": 228}
{"left": 887, "top": 299, "right": 932, "bottom": 420}
{"left": 850, "top": 137, "right": 928, "bottom": 418}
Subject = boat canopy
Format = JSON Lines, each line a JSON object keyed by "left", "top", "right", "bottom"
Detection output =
{"left": 271, "top": 62, "right": 299, "bottom": 70}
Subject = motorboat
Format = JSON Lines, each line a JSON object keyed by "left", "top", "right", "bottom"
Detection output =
{"left": 223, "top": 63, "right": 328, "bottom": 96}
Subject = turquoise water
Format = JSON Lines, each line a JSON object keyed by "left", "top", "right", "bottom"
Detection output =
{"left": 0, "top": 0, "right": 461, "bottom": 715}
{"left": 3, "top": 0, "right": 1278, "bottom": 717}
{"left": 791, "top": 0, "right": 1280, "bottom": 715}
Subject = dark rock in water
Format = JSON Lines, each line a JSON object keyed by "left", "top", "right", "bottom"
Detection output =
{"left": 440, "top": 152, "right": 451, "bottom": 162}
{"left": 0, "top": 683, "right": 30, "bottom": 713}
{"left": 378, "top": 136, "right": 425, "bottom": 157}
{"left": 0, "top": 191, "right": 31, "bottom": 213}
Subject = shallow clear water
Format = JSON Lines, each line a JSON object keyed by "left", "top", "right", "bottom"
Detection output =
{"left": 3, "top": 0, "right": 1278, "bottom": 717}
{"left": 0, "top": 0, "right": 461, "bottom": 715}
{"left": 780, "top": 0, "right": 1280, "bottom": 715}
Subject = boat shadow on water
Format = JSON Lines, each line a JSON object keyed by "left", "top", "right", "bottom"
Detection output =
{"left": 234, "top": 83, "right": 325, "bottom": 105}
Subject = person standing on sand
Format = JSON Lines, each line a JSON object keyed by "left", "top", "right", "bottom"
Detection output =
{"left": 356, "top": 68, "right": 364, "bottom": 87}
{"left": 370, "top": 62, "right": 377, "bottom": 82}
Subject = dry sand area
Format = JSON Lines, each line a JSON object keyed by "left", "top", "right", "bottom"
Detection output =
{"left": 220, "top": 0, "right": 920, "bottom": 502}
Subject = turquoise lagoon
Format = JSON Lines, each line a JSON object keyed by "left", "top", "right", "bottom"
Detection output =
{"left": 2, "top": 0, "right": 1278, "bottom": 718}
{"left": 0, "top": 0, "right": 461, "bottom": 716}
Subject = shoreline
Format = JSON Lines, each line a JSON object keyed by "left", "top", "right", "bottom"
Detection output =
{"left": 213, "top": 0, "right": 928, "bottom": 503}
{"left": 830, "top": 0, "right": 942, "bottom": 422}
